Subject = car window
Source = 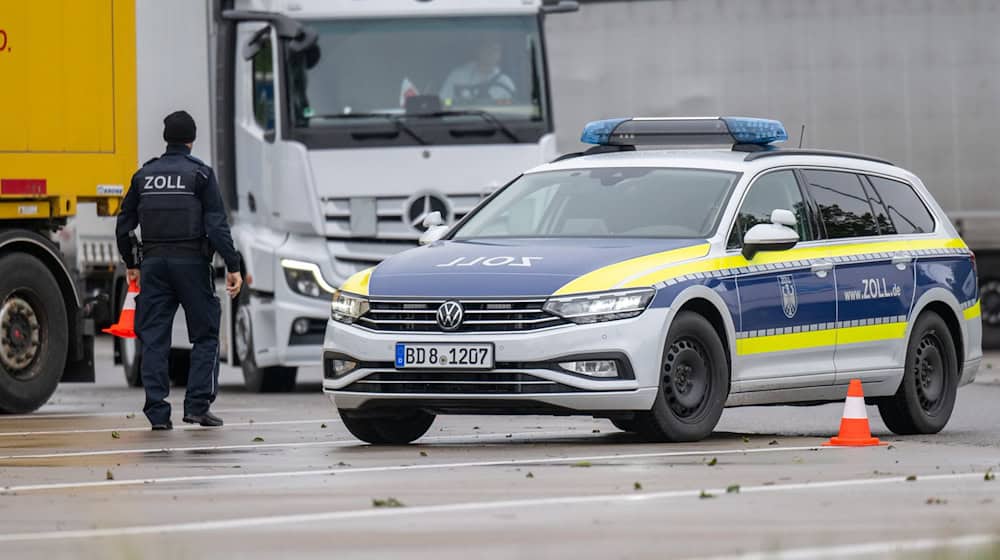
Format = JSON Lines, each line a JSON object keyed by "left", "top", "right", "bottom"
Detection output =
{"left": 866, "top": 176, "right": 935, "bottom": 235}
{"left": 252, "top": 36, "right": 276, "bottom": 131}
{"left": 727, "top": 170, "right": 811, "bottom": 249}
{"left": 453, "top": 167, "right": 739, "bottom": 239}
{"left": 803, "top": 170, "right": 880, "bottom": 239}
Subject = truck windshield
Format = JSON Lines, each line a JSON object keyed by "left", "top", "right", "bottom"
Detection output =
{"left": 287, "top": 16, "right": 549, "bottom": 148}
{"left": 452, "top": 168, "right": 740, "bottom": 239}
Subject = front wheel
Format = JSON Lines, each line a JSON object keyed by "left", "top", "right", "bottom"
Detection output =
{"left": 877, "top": 311, "right": 958, "bottom": 435}
{"left": 633, "top": 311, "right": 730, "bottom": 442}
{"left": 339, "top": 409, "right": 435, "bottom": 445}
{"left": 0, "top": 254, "right": 69, "bottom": 413}
{"left": 235, "top": 301, "right": 297, "bottom": 392}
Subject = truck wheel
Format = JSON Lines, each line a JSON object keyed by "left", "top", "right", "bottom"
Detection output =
{"left": 0, "top": 254, "right": 69, "bottom": 413}
{"left": 877, "top": 311, "right": 958, "bottom": 435}
{"left": 338, "top": 409, "right": 435, "bottom": 445}
{"left": 121, "top": 336, "right": 143, "bottom": 387}
{"left": 235, "top": 301, "right": 297, "bottom": 392}
{"left": 633, "top": 311, "right": 730, "bottom": 442}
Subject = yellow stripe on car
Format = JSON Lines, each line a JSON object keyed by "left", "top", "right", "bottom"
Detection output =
{"left": 736, "top": 322, "right": 907, "bottom": 356}
{"left": 340, "top": 267, "right": 374, "bottom": 296}
{"left": 963, "top": 301, "right": 981, "bottom": 320}
{"left": 553, "top": 243, "right": 710, "bottom": 295}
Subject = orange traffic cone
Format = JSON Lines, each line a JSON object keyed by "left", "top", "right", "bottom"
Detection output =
{"left": 103, "top": 279, "right": 138, "bottom": 339}
{"left": 824, "top": 379, "right": 883, "bottom": 447}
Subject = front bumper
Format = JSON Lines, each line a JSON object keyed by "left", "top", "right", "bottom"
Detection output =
{"left": 322, "top": 307, "right": 671, "bottom": 414}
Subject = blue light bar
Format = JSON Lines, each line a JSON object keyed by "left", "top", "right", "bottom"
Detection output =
{"left": 579, "top": 116, "right": 787, "bottom": 147}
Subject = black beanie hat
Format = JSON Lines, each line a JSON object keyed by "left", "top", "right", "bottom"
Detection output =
{"left": 163, "top": 110, "right": 197, "bottom": 144}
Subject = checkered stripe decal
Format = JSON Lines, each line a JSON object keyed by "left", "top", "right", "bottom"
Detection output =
{"left": 960, "top": 299, "right": 978, "bottom": 310}
{"left": 735, "top": 315, "right": 908, "bottom": 340}
{"left": 653, "top": 247, "right": 970, "bottom": 289}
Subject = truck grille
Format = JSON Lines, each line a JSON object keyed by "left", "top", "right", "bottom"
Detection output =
{"left": 340, "top": 371, "right": 583, "bottom": 394}
{"left": 323, "top": 193, "right": 487, "bottom": 280}
{"left": 356, "top": 298, "right": 568, "bottom": 333}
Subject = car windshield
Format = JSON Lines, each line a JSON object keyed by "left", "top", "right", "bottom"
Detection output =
{"left": 288, "top": 16, "right": 546, "bottom": 128}
{"left": 452, "top": 167, "right": 740, "bottom": 239}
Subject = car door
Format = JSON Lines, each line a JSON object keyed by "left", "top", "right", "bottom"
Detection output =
{"left": 731, "top": 170, "right": 837, "bottom": 388}
{"left": 800, "top": 169, "right": 916, "bottom": 384}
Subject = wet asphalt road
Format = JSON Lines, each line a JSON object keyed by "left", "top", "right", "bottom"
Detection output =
{"left": 0, "top": 338, "right": 998, "bottom": 559}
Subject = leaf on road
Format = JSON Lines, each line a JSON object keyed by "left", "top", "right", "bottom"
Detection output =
{"left": 253, "top": 436, "right": 264, "bottom": 442}
{"left": 320, "top": 424, "right": 327, "bottom": 429}
{"left": 634, "top": 482, "right": 642, "bottom": 491}
{"left": 925, "top": 497, "right": 947, "bottom": 505}
{"left": 906, "top": 475, "right": 917, "bottom": 481}
{"left": 372, "top": 497, "right": 405, "bottom": 508}
{"left": 572, "top": 461, "right": 592, "bottom": 468}
{"left": 726, "top": 484, "right": 740, "bottom": 494}
{"left": 742, "top": 436, "right": 750, "bottom": 444}
{"left": 111, "top": 431, "right": 121, "bottom": 439}
{"left": 768, "top": 440, "right": 779, "bottom": 446}
{"left": 707, "top": 457, "right": 718, "bottom": 467}
{"left": 419, "top": 451, "right": 427, "bottom": 457}
{"left": 125, "top": 413, "right": 135, "bottom": 420}
{"left": 699, "top": 490, "right": 714, "bottom": 499}
{"left": 526, "top": 472, "right": 534, "bottom": 479}
{"left": 105, "top": 470, "right": 114, "bottom": 481}
{"left": 986, "top": 469, "right": 995, "bottom": 481}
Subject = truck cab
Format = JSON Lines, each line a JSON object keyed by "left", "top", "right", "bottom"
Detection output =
{"left": 214, "top": 0, "right": 570, "bottom": 390}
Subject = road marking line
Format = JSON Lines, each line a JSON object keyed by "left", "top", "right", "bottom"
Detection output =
{"left": 0, "top": 408, "right": 270, "bottom": 420}
{"left": 693, "top": 533, "right": 999, "bottom": 560}
{"left": 0, "top": 429, "right": 590, "bottom": 461}
{"left": 0, "top": 472, "right": 985, "bottom": 542}
{"left": 1, "top": 444, "right": 830, "bottom": 493}
{"left": 0, "top": 418, "right": 343, "bottom": 438}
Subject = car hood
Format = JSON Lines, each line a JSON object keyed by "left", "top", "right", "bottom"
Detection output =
{"left": 366, "top": 238, "right": 708, "bottom": 297}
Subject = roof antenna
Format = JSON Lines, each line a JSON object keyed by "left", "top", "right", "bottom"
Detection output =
{"left": 798, "top": 124, "right": 806, "bottom": 149}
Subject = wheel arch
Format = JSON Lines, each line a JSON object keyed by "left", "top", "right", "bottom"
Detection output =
{"left": 907, "top": 288, "right": 965, "bottom": 377}
{"left": 669, "top": 286, "right": 737, "bottom": 373}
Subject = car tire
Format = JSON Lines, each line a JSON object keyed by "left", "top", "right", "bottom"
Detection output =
{"left": 338, "top": 409, "right": 435, "bottom": 445}
{"left": 0, "top": 254, "right": 69, "bottom": 414}
{"left": 877, "top": 311, "right": 958, "bottom": 435}
{"left": 235, "top": 298, "right": 297, "bottom": 393}
{"left": 633, "top": 311, "right": 730, "bottom": 443}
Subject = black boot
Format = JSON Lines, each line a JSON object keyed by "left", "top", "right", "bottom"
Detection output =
{"left": 182, "top": 411, "right": 224, "bottom": 427}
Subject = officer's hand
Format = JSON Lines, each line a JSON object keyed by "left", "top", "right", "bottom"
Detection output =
{"left": 127, "top": 268, "right": 140, "bottom": 290}
{"left": 226, "top": 271, "right": 243, "bottom": 298}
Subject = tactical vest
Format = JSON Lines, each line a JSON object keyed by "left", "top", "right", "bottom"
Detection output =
{"left": 135, "top": 155, "right": 206, "bottom": 243}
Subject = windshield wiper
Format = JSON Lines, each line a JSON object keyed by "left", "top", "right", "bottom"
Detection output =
{"left": 310, "top": 112, "right": 428, "bottom": 145}
{"left": 426, "top": 110, "right": 520, "bottom": 143}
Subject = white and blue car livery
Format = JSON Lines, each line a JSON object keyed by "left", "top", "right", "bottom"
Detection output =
{"left": 323, "top": 117, "right": 981, "bottom": 444}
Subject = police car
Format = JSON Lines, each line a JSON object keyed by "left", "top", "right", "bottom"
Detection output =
{"left": 323, "top": 117, "right": 982, "bottom": 444}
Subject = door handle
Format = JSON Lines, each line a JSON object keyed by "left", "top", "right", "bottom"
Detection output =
{"left": 811, "top": 261, "right": 833, "bottom": 277}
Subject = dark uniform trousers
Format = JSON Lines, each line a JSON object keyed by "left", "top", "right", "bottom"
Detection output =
{"left": 136, "top": 256, "right": 221, "bottom": 424}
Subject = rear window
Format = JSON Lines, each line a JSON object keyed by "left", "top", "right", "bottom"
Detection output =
{"left": 802, "top": 170, "right": 880, "bottom": 239}
{"left": 866, "top": 176, "right": 935, "bottom": 235}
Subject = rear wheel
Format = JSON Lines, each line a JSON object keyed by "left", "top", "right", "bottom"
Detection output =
{"left": 877, "top": 311, "right": 958, "bottom": 435}
{"left": 0, "top": 254, "right": 68, "bottom": 413}
{"left": 235, "top": 300, "right": 297, "bottom": 392}
{"left": 338, "top": 409, "right": 435, "bottom": 445}
{"left": 633, "top": 311, "right": 729, "bottom": 442}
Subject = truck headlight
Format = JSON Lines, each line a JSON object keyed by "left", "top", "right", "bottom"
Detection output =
{"left": 543, "top": 288, "right": 654, "bottom": 324}
{"left": 281, "top": 259, "right": 336, "bottom": 299}
{"left": 330, "top": 290, "right": 369, "bottom": 324}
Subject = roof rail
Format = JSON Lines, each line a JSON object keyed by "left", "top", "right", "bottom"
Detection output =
{"left": 743, "top": 149, "right": 894, "bottom": 166}
{"left": 550, "top": 144, "right": 636, "bottom": 163}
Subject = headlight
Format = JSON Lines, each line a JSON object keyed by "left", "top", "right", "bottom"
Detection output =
{"left": 330, "top": 290, "right": 369, "bottom": 324}
{"left": 281, "top": 259, "right": 336, "bottom": 299}
{"left": 543, "top": 288, "right": 654, "bottom": 324}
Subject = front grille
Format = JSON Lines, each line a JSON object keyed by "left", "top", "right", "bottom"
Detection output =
{"left": 323, "top": 193, "right": 486, "bottom": 280}
{"left": 340, "top": 371, "right": 583, "bottom": 394}
{"left": 356, "top": 298, "right": 568, "bottom": 333}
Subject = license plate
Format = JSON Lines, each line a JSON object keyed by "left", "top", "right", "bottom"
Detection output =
{"left": 395, "top": 343, "right": 494, "bottom": 369}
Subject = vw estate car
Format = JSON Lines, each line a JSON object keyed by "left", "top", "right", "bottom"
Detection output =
{"left": 321, "top": 117, "right": 981, "bottom": 444}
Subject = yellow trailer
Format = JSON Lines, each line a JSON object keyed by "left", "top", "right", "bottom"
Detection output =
{"left": 0, "top": 0, "right": 136, "bottom": 412}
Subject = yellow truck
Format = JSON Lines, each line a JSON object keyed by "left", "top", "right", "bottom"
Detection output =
{"left": 0, "top": 0, "right": 136, "bottom": 412}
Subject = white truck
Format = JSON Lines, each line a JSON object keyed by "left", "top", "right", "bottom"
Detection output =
{"left": 85, "top": 0, "right": 577, "bottom": 391}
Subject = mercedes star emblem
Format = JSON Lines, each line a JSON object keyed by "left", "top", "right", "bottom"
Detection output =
{"left": 407, "top": 193, "right": 450, "bottom": 232}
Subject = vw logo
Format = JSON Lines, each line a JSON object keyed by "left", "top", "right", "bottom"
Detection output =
{"left": 406, "top": 192, "right": 450, "bottom": 232}
{"left": 436, "top": 301, "right": 464, "bottom": 331}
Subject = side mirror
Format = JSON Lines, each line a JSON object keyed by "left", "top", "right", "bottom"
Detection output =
{"left": 422, "top": 211, "right": 444, "bottom": 229}
{"left": 419, "top": 225, "right": 449, "bottom": 246}
{"left": 741, "top": 209, "right": 799, "bottom": 259}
